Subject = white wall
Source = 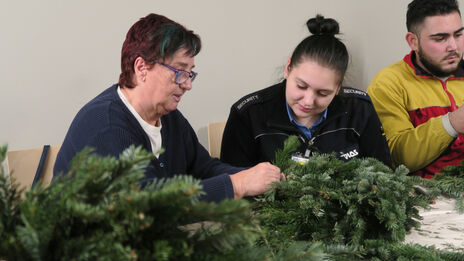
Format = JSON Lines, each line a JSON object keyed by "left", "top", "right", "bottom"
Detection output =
{"left": 2, "top": 0, "right": 462, "bottom": 150}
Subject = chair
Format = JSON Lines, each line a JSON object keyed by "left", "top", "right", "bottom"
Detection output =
{"left": 207, "top": 121, "right": 226, "bottom": 158}
{"left": 6, "top": 145, "right": 60, "bottom": 190}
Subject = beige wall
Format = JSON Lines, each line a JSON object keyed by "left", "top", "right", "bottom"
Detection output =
{"left": 2, "top": 0, "right": 463, "bottom": 150}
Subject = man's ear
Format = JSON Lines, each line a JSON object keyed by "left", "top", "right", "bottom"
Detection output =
{"left": 134, "top": 57, "right": 147, "bottom": 82}
{"left": 406, "top": 32, "right": 419, "bottom": 52}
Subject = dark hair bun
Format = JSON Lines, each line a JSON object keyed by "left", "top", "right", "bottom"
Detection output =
{"left": 306, "top": 14, "right": 339, "bottom": 36}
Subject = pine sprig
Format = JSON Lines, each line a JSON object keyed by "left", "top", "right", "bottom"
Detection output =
{"left": 255, "top": 136, "right": 430, "bottom": 248}
{"left": 417, "top": 162, "right": 464, "bottom": 213}
{"left": 0, "top": 145, "right": 260, "bottom": 260}
{"left": 1, "top": 141, "right": 463, "bottom": 260}
{"left": 362, "top": 240, "right": 464, "bottom": 261}
{"left": 0, "top": 145, "right": 25, "bottom": 258}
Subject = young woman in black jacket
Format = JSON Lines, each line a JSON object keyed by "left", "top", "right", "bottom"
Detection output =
{"left": 221, "top": 15, "right": 392, "bottom": 168}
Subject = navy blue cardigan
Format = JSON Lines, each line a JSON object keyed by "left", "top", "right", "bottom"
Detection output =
{"left": 54, "top": 84, "right": 240, "bottom": 202}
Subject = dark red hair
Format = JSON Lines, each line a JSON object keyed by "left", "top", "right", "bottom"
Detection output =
{"left": 118, "top": 13, "right": 201, "bottom": 88}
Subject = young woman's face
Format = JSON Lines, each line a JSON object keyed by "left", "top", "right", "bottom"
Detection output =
{"left": 285, "top": 59, "right": 340, "bottom": 126}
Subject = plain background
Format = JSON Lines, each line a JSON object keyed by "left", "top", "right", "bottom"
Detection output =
{"left": 2, "top": 0, "right": 463, "bottom": 151}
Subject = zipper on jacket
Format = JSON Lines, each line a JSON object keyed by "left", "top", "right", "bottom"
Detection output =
{"left": 310, "top": 111, "right": 347, "bottom": 142}
{"left": 439, "top": 79, "right": 458, "bottom": 111}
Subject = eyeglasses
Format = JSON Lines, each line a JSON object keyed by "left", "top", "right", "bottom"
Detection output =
{"left": 154, "top": 60, "right": 198, "bottom": 84}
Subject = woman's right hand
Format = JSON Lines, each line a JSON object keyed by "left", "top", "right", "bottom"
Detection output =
{"left": 229, "top": 162, "right": 285, "bottom": 199}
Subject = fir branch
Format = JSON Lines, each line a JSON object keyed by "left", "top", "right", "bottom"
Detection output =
{"left": 273, "top": 135, "right": 300, "bottom": 171}
{"left": 417, "top": 162, "right": 464, "bottom": 213}
{"left": 0, "top": 145, "right": 264, "bottom": 260}
{"left": 254, "top": 136, "right": 430, "bottom": 251}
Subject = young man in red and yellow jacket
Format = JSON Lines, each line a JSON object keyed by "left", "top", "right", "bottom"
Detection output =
{"left": 368, "top": 0, "right": 464, "bottom": 178}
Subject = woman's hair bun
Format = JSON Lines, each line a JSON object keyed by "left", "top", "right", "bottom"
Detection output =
{"left": 306, "top": 14, "right": 339, "bottom": 36}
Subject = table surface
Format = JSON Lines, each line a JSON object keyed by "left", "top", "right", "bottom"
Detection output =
{"left": 404, "top": 197, "right": 464, "bottom": 251}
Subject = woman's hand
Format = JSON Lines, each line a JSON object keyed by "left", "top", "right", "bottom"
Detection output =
{"left": 229, "top": 162, "right": 285, "bottom": 199}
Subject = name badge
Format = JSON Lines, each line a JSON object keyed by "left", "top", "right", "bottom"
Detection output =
{"left": 291, "top": 149, "right": 311, "bottom": 165}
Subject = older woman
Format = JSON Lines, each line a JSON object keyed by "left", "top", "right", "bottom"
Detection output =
{"left": 54, "top": 13, "right": 283, "bottom": 202}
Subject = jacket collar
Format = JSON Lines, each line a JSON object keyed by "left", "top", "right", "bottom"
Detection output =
{"left": 326, "top": 95, "right": 346, "bottom": 118}
{"left": 403, "top": 51, "right": 464, "bottom": 79}
{"left": 266, "top": 80, "right": 299, "bottom": 132}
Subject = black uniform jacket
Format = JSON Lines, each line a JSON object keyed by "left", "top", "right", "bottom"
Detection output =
{"left": 220, "top": 80, "right": 392, "bottom": 168}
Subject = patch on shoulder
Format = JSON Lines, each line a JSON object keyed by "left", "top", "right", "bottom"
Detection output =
{"left": 235, "top": 94, "right": 262, "bottom": 111}
{"left": 340, "top": 87, "right": 371, "bottom": 101}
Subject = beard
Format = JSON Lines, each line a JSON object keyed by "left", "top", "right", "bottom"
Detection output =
{"left": 417, "top": 46, "right": 463, "bottom": 77}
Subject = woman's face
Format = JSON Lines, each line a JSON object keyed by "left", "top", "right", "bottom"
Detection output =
{"left": 143, "top": 48, "right": 195, "bottom": 116}
{"left": 285, "top": 59, "right": 340, "bottom": 126}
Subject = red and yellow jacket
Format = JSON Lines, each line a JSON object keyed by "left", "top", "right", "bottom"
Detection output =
{"left": 367, "top": 51, "right": 464, "bottom": 178}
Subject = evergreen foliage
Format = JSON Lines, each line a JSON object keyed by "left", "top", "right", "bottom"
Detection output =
{"left": 252, "top": 136, "right": 464, "bottom": 260}
{"left": 418, "top": 162, "right": 464, "bottom": 212}
{"left": 255, "top": 136, "right": 430, "bottom": 248}
{"left": 0, "top": 145, "right": 25, "bottom": 255}
{"left": 0, "top": 146, "right": 261, "bottom": 260}
{"left": 362, "top": 240, "right": 464, "bottom": 261}
{"left": 1, "top": 139, "right": 464, "bottom": 260}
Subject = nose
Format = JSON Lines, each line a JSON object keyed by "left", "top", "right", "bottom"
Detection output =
{"left": 447, "top": 37, "right": 458, "bottom": 51}
{"left": 302, "top": 90, "right": 315, "bottom": 107}
{"left": 179, "top": 78, "right": 193, "bottom": 91}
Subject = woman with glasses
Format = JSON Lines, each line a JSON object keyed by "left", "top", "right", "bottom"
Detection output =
{"left": 221, "top": 15, "right": 392, "bottom": 168}
{"left": 54, "top": 13, "right": 284, "bottom": 202}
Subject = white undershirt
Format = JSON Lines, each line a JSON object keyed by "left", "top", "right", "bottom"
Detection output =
{"left": 438, "top": 76, "right": 449, "bottom": 82}
{"left": 117, "top": 86, "right": 163, "bottom": 156}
